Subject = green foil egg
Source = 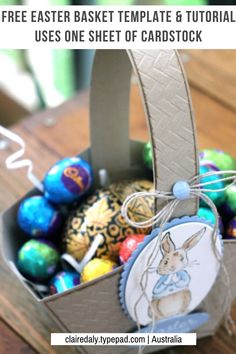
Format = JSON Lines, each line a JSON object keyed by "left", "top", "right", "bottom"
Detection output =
{"left": 143, "top": 142, "right": 153, "bottom": 170}
{"left": 18, "top": 239, "right": 60, "bottom": 282}
{"left": 200, "top": 149, "right": 236, "bottom": 181}
{"left": 225, "top": 185, "right": 236, "bottom": 214}
{"left": 64, "top": 179, "right": 154, "bottom": 262}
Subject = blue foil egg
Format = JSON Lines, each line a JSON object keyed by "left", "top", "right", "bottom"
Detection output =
{"left": 18, "top": 196, "right": 62, "bottom": 237}
{"left": 200, "top": 165, "right": 225, "bottom": 207}
{"left": 44, "top": 157, "right": 93, "bottom": 204}
{"left": 197, "top": 207, "right": 216, "bottom": 224}
{"left": 18, "top": 239, "right": 60, "bottom": 282}
{"left": 49, "top": 271, "right": 80, "bottom": 294}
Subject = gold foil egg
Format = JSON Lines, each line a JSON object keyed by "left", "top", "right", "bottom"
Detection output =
{"left": 64, "top": 179, "right": 153, "bottom": 262}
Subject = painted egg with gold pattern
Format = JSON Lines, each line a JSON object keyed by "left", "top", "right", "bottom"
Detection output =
{"left": 63, "top": 179, "right": 153, "bottom": 262}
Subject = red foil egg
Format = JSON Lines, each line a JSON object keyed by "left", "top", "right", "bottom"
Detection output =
{"left": 119, "top": 234, "right": 145, "bottom": 264}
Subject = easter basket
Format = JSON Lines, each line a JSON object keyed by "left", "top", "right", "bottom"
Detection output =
{"left": 2, "top": 50, "right": 236, "bottom": 354}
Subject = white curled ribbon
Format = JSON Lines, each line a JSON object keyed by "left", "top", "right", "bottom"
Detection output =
{"left": 0, "top": 125, "right": 44, "bottom": 192}
{"left": 121, "top": 170, "right": 236, "bottom": 339}
{"left": 61, "top": 234, "right": 104, "bottom": 273}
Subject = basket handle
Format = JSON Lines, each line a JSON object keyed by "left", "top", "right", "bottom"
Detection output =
{"left": 90, "top": 50, "right": 199, "bottom": 216}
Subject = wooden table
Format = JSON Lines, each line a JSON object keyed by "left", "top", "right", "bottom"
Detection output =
{"left": 1, "top": 50, "right": 236, "bottom": 354}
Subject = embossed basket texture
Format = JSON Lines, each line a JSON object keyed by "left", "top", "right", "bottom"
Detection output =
{"left": 1, "top": 50, "right": 236, "bottom": 354}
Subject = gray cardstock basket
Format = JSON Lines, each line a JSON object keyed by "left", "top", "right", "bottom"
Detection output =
{"left": 1, "top": 50, "right": 236, "bottom": 354}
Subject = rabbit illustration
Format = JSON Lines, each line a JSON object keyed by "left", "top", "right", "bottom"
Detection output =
{"left": 149, "top": 227, "right": 206, "bottom": 320}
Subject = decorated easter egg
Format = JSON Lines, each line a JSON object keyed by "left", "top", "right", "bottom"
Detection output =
{"left": 200, "top": 165, "right": 225, "bottom": 207}
{"left": 18, "top": 239, "right": 60, "bottom": 281}
{"left": 226, "top": 217, "right": 236, "bottom": 238}
{"left": 109, "top": 179, "right": 153, "bottom": 203}
{"left": 225, "top": 185, "right": 236, "bottom": 214}
{"left": 143, "top": 142, "right": 153, "bottom": 170}
{"left": 17, "top": 196, "right": 62, "bottom": 237}
{"left": 64, "top": 180, "right": 153, "bottom": 262}
{"left": 49, "top": 270, "right": 80, "bottom": 294}
{"left": 81, "top": 258, "right": 116, "bottom": 283}
{"left": 44, "top": 156, "right": 93, "bottom": 204}
{"left": 119, "top": 234, "right": 145, "bottom": 264}
{"left": 200, "top": 149, "right": 236, "bottom": 178}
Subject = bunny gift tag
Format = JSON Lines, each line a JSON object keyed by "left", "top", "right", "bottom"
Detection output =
{"left": 120, "top": 217, "right": 222, "bottom": 328}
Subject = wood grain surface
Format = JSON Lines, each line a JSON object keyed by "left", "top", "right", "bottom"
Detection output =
{"left": 182, "top": 50, "right": 236, "bottom": 113}
{"left": 0, "top": 89, "right": 30, "bottom": 127}
{"left": 0, "top": 320, "right": 36, "bottom": 354}
{"left": 0, "top": 50, "right": 236, "bottom": 354}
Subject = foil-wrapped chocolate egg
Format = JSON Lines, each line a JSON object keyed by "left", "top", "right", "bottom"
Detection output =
{"left": 225, "top": 185, "right": 236, "bottom": 214}
{"left": 49, "top": 270, "right": 80, "bottom": 294}
{"left": 81, "top": 258, "right": 116, "bottom": 283}
{"left": 17, "top": 196, "right": 62, "bottom": 237}
{"left": 64, "top": 179, "right": 153, "bottom": 262}
{"left": 197, "top": 207, "right": 216, "bottom": 224}
{"left": 200, "top": 165, "right": 225, "bottom": 207}
{"left": 44, "top": 156, "right": 93, "bottom": 204}
{"left": 18, "top": 239, "right": 60, "bottom": 282}
{"left": 200, "top": 149, "right": 236, "bottom": 181}
{"left": 143, "top": 142, "right": 153, "bottom": 170}
{"left": 119, "top": 234, "right": 145, "bottom": 264}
